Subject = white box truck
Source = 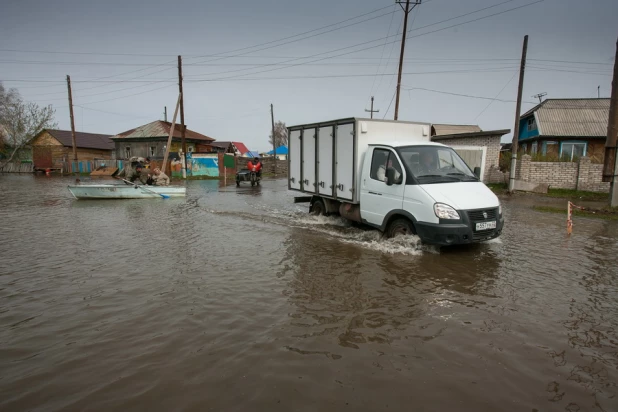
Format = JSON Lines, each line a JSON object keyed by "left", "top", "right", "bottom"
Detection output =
{"left": 288, "top": 118, "right": 504, "bottom": 246}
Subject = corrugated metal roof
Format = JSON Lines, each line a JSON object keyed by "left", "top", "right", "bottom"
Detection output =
{"left": 523, "top": 99, "right": 610, "bottom": 137}
{"left": 232, "top": 142, "right": 250, "bottom": 155}
{"left": 432, "top": 124, "right": 482, "bottom": 136}
{"left": 45, "top": 129, "right": 114, "bottom": 150}
{"left": 110, "top": 120, "right": 215, "bottom": 142}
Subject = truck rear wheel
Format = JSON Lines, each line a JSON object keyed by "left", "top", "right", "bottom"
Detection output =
{"left": 310, "top": 199, "right": 326, "bottom": 216}
{"left": 386, "top": 218, "right": 415, "bottom": 238}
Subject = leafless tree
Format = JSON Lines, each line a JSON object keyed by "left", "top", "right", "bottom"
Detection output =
{"left": 0, "top": 83, "right": 57, "bottom": 167}
{"left": 268, "top": 121, "right": 288, "bottom": 148}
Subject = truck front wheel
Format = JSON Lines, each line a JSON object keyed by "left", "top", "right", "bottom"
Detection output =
{"left": 386, "top": 218, "right": 415, "bottom": 238}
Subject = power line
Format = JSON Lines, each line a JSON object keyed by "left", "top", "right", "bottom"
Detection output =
{"left": 474, "top": 72, "right": 518, "bottom": 121}
{"left": 192, "top": 0, "right": 545, "bottom": 83}
{"left": 368, "top": 3, "right": 398, "bottom": 100}
{"left": 402, "top": 85, "right": 536, "bottom": 103}
{"left": 187, "top": 10, "right": 397, "bottom": 70}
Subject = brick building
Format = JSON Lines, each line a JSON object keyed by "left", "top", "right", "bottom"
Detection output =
{"left": 431, "top": 125, "right": 510, "bottom": 183}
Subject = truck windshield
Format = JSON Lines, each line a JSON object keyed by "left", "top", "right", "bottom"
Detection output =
{"left": 397, "top": 146, "right": 478, "bottom": 184}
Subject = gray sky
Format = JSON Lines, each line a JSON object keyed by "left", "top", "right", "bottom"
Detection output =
{"left": 1, "top": 0, "right": 616, "bottom": 151}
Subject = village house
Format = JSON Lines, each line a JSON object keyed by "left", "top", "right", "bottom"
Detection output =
{"left": 31, "top": 129, "right": 114, "bottom": 171}
{"left": 210, "top": 141, "right": 251, "bottom": 156}
{"left": 517, "top": 98, "right": 610, "bottom": 163}
{"left": 109, "top": 120, "right": 216, "bottom": 161}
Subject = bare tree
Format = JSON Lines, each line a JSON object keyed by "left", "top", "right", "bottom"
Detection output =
{"left": 0, "top": 83, "right": 57, "bottom": 167}
{"left": 268, "top": 120, "right": 288, "bottom": 148}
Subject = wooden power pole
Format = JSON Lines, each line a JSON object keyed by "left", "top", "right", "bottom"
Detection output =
{"left": 66, "top": 75, "right": 78, "bottom": 169}
{"left": 603, "top": 37, "right": 618, "bottom": 207}
{"left": 271, "top": 103, "right": 276, "bottom": 177}
{"left": 394, "top": 0, "right": 421, "bottom": 121}
{"left": 508, "top": 35, "right": 529, "bottom": 193}
{"left": 178, "top": 55, "right": 187, "bottom": 178}
{"left": 365, "top": 96, "right": 379, "bottom": 119}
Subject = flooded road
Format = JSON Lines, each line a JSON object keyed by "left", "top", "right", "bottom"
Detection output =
{"left": 1, "top": 175, "right": 617, "bottom": 411}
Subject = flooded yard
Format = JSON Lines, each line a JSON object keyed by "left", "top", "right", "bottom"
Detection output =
{"left": 1, "top": 175, "right": 617, "bottom": 411}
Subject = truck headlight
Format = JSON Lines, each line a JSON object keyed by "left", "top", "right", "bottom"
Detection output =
{"left": 434, "top": 203, "right": 460, "bottom": 220}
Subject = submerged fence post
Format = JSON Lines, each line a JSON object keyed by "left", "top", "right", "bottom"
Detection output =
{"left": 567, "top": 201, "right": 572, "bottom": 235}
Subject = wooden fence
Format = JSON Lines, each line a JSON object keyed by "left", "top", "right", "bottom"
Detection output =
{"left": 0, "top": 162, "right": 34, "bottom": 173}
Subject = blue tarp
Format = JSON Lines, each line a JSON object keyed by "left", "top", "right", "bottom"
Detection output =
{"left": 266, "top": 146, "right": 288, "bottom": 155}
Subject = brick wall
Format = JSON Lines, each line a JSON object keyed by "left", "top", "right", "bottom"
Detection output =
{"left": 516, "top": 155, "right": 610, "bottom": 192}
{"left": 433, "top": 134, "right": 502, "bottom": 183}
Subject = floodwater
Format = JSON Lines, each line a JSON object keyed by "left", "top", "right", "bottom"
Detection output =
{"left": 0, "top": 175, "right": 617, "bottom": 412}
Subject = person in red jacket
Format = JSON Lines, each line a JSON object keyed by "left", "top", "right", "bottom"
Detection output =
{"left": 247, "top": 157, "right": 262, "bottom": 178}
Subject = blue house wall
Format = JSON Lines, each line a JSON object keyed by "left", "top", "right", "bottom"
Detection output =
{"left": 518, "top": 115, "right": 539, "bottom": 140}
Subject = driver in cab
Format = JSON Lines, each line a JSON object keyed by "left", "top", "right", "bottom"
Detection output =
{"left": 377, "top": 156, "right": 402, "bottom": 183}
{"left": 419, "top": 152, "right": 438, "bottom": 174}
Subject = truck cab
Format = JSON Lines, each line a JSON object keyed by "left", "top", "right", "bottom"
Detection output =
{"left": 359, "top": 142, "right": 503, "bottom": 245}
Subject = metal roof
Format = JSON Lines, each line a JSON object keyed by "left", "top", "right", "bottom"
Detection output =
{"left": 431, "top": 129, "right": 510, "bottom": 140}
{"left": 266, "top": 145, "right": 288, "bottom": 155}
{"left": 45, "top": 129, "right": 114, "bottom": 150}
{"left": 432, "top": 124, "right": 482, "bottom": 136}
{"left": 110, "top": 120, "right": 215, "bottom": 142}
{"left": 521, "top": 99, "right": 610, "bottom": 137}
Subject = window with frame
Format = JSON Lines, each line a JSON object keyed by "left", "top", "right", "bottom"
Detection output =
{"left": 370, "top": 149, "right": 402, "bottom": 183}
{"left": 527, "top": 117, "right": 537, "bottom": 131}
{"left": 561, "top": 142, "right": 586, "bottom": 161}
{"left": 125, "top": 146, "right": 131, "bottom": 158}
{"left": 149, "top": 146, "right": 156, "bottom": 157}
{"left": 531, "top": 141, "right": 538, "bottom": 155}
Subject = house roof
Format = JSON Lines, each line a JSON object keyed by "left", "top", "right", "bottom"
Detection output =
{"left": 521, "top": 98, "right": 610, "bottom": 137}
{"left": 210, "top": 141, "right": 250, "bottom": 154}
{"left": 266, "top": 145, "right": 288, "bottom": 155}
{"left": 432, "top": 124, "right": 482, "bottom": 136}
{"left": 109, "top": 120, "right": 215, "bottom": 142}
{"left": 245, "top": 151, "right": 260, "bottom": 158}
{"left": 45, "top": 129, "right": 114, "bottom": 150}
{"left": 431, "top": 129, "right": 510, "bottom": 141}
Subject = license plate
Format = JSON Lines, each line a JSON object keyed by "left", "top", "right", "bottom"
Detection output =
{"left": 476, "top": 221, "right": 496, "bottom": 231}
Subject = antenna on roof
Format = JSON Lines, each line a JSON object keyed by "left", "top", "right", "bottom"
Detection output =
{"left": 532, "top": 92, "right": 547, "bottom": 103}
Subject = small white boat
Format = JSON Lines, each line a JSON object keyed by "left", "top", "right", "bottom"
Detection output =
{"left": 68, "top": 184, "right": 186, "bottom": 199}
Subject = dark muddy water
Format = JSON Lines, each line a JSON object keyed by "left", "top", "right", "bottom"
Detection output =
{"left": 0, "top": 175, "right": 617, "bottom": 411}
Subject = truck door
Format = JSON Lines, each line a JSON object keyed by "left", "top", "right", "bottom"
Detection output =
{"left": 335, "top": 123, "right": 354, "bottom": 201}
{"left": 360, "top": 147, "right": 405, "bottom": 227}
{"left": 317, "top": 126, "right": 334, "bottom": 196}
{"left": 302, "top": 128, "right": 316, "bottom": 193}
{"left": 289, "top": 129, "right": 301, "bottom": 190}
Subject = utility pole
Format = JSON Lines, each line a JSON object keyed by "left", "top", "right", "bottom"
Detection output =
{"left": 602, "top": 37, "right": 618, "bottom": 207}
{"left": 509, "top": 35, "right": 529, "bottom": 193}
{"left": 532, "top": 92, "right": 547, "bottom": 103}
{"left": 178, "top": 55, "right": 187, "bottom": 178}
{"left": 598, "top": 86, "right": 600, "bottom": 99}
{"left": 365, "top": 96, "right": 380, "bottom": 119}
{"left": 66, "top": 75, "right": 78, "bottom": 170}
{"left": 164, "top": 106, "right": 168, "bottom": 122}
{"left": 271, "top": 103, "right": 276, "bottom": 177}
{"left": 394, "top": 0, "right": 421, "bottom": 121}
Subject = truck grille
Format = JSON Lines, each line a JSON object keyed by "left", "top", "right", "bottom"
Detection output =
{"left": 467, "top": 208, "right": 498, "bottom": 222}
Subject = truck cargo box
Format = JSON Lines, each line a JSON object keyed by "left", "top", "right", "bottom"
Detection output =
{"left": 288, "top": 118, "right": 431, "bottom": 204}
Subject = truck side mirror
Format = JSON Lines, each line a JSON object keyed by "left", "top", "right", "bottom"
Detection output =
{"left": 473, "top": 166, "right": 481, "bottom": 178}
{"left": 385, "top": 167, "right": 397, "bottom": 186}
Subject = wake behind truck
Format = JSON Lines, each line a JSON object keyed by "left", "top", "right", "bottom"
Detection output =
{"left": 287, "top": 118, "right": 504, "bottom": 246}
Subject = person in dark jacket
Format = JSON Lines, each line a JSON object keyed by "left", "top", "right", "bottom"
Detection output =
{"left": 116, "top": 162, "right": 147, "bottom": 184}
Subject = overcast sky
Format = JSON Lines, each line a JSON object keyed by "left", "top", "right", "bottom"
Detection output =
{"left": 1, "top": 0, "right": 616, "bottom": 151}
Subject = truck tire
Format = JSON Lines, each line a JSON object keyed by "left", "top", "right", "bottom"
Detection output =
{"left": 386, "top": 218, "right": 415, "bottom": 238}
{"left": 310, "top": 199, "right": 326, "bottom": 216}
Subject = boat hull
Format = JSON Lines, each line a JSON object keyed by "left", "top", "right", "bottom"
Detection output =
{"left": 68, "top": 184, "right": 186, "bottom": 199}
